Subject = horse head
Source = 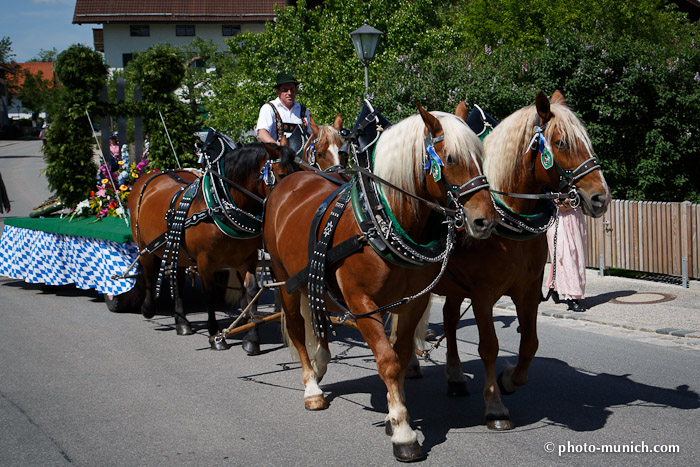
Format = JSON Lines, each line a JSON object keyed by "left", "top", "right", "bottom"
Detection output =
{"left": 301, "top": 114, "right": 346, "bottom": 171}
{"left": 414, "top": 103, "right": 497, "bottom": 239}
{"left": 530, "top": 90, "right": 611, "bottom": 218}
{"left": 222, "top": 139, "right": 298, "bottom": 205}
{"left": 258, "top": 138, "right": 300, "bottom": 196}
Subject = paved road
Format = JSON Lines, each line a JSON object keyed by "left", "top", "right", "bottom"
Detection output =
{"left": 0, "top": 139, "right": 53, "bottom": 221}
{"left": 0, "top": 282, "right": 698, "bottom": 466}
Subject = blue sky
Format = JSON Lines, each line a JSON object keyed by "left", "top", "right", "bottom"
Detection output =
{"left": 1, "top": 0, "right": 95, "bottom": 62}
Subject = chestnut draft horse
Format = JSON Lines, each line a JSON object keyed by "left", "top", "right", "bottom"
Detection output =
{"left": 299, "top": 114, "right": 346, "bottom": 171}
{"left": 128, "top": 133, "right": 299, "bottom": 350}
{"left": 263, "top": 104, "right": 498, "bottom": 461}
{"left": 429, "top": 91, "right": 610, "bottom": 430}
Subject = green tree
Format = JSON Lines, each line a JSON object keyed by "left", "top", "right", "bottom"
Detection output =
{"left": 15, "top": 69, "right": 56, "bottom": 118}
{"left": 126, "top": 43, "right": 197, "bottom": 169}
{"left": 532, "top": 30, "right": 700, "bottom": 202}
{"left": 30, "top": 48, "right": 59, "bottom": 62}
{"left": 204, "top": 0, "right": 461, "bottom": 138}
{"left": 0, "top": 36, "right": 14, "bottom": 63}
{"left": 180, "top": 37, "right": 219, "bottom": 126}
{"left": 454, "top": 0, "right": 693, "bottom": 53}
{"left": 43, "top": 44, "right": 107, "bottom": 207}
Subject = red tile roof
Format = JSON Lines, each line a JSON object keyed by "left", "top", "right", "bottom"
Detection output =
{"left": 73, "top": 0, "right": 287, "bottom": 24}
{"left": 9, "top": 62, "right": 56, "bottom": 88}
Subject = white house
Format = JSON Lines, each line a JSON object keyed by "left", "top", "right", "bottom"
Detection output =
{"left": 72, "top": 0, "right": 289, "bottom": 68}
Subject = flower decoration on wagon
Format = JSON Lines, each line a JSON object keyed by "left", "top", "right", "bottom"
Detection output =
{"left": 73, "top": 145, "right": 150, "bottom": 220}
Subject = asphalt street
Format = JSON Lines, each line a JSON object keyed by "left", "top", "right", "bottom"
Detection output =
{"left": 0, "top": 280, "right": 698, "bottom": 466}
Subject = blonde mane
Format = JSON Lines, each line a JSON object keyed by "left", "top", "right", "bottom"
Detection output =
{"left": 304, "top": 124, "right": 344, "bottom": 168}
{"left": 483, "top": 102, "right": 594, "bottom": 195}
{"left": 316, "top": 123, "right": 343, "bottom": 147}
{"left": 373, "top": 111, "right": 483, "bottom": 215}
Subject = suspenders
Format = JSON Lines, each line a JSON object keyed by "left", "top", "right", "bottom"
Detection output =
{"left": 267, "top": 102, "right": 309, "bottom": 142}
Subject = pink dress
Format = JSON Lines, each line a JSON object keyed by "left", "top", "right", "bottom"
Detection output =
{"left": 546, "top": 205, "right": 587, "bottom": 300}
{"left": 110, "top": 143, "right": 120, "bottom": 161}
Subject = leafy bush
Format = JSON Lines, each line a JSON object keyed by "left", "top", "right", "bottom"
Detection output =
{"left": 532, "top": 30, "right": 700, "bottom": 202}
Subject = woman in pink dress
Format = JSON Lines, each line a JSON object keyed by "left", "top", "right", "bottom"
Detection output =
{"left": 546, "top": 199, "right": 587, "bottom": 312}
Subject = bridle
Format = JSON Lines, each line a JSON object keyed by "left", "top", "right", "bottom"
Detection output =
{"left": 299, "top": 134, "right": 346, "bottom": 173}
{"left": 490, "top": 118, "right": 602, "bottom": 206}
{"left": 259, "top": 151, "right": 284, "bottom": 189}
{"left": 423, "top": 130, "right": 490, "bottom": 227}
{"left": 302, "top": 135, "right": 322, "bottom": 169}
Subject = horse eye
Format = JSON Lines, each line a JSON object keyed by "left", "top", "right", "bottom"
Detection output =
{"left": 555, "top": 140, "right": 569, "bottom": 150}
{"left": 446, "top": 154, "right": 454, "bottom": 164}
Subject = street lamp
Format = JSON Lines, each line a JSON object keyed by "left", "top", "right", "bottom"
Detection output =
{"left": 350, "top": 23, "right": 383, "bottom": 98}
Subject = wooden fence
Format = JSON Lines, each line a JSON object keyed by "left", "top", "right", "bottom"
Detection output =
{"left": 585, "top": 200, "right": 700, "bottom": 284}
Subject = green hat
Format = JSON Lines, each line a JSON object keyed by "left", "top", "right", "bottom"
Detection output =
{"left": 275, "top": 72, "right": 299, "bottom": 88}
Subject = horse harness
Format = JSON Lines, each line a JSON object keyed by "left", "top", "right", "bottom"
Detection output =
{"left": 135, "top": 130, "right": 279, "bottom": 300}
{"left": 284, "top": 103, "right": 490, "bottom": 338}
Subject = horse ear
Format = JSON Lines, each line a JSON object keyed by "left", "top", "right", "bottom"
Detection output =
{"left": 309, "top": 115, "right": 319, "bottom": 136}
{"left": 279, "top": 135, "right": 289, "bottom": 147}
{"left": 551, "top": 89, "right": 566, "bottom": 106}
{"left": 417, "top": 102, "right": 442, "bottom": 137}
{"left": 454, "top": 101, "right": 468, "bottom": 121}
{"left": 535, "top": 91, "right": 551, "bottom": 123}
{"left": 263, "top": 141, "right": 282, "bottom": 159}
{"left": 333, "top": 113, "right": 343, "bottom": 131}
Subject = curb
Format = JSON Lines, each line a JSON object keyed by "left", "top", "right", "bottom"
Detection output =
{"left": 492, "top": 301, "right": 700, "bottom": 342}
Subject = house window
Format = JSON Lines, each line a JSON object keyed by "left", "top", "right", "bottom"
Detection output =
{"left": 222, "top": 25, "right": 240, "bottom": 37}
{"left": 176, "top": 25, "right": 195, "bottom": 36}
{"left": 122, "top": 53, "right": 133, "bottom": 67}
{"left": 130, "top": 25, "right": 150, "bottom": 37}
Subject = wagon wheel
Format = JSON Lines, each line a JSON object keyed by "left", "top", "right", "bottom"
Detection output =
{"left": 105, "top": 272, "right": 146, "bottom": 313}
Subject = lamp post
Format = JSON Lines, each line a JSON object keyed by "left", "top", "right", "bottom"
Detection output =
{"left": 350, "top": 23, "right": 383, "bottom": 98}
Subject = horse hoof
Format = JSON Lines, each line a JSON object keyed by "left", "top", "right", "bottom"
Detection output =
{"left": 176, "top": 323, "right": 193, "bottom": 336}
{"left": 486, "top": 418, "right": 515, "bottom": 431}
{"left": 304, "top": 395, "right": 328, "bottom": 411}
{"left": 141, "top": 306, "right": 155, "bottom": 320}
{"left": 405, "top": 365, "right": 423, "bottom": 380}
{"left": 209, "top": 335, "right": 230, "bottom": 351}
{"left": 242, "top": 340, "right": 261, "bottom": 356}
{"left": 447, "top": 381, "right": 469, "bottom": 397}
{"left": 497, "top": 371, "right": 516, "bottom": 395}
{"left": 393, "top": 441, "right": 423, "bottom": 462}
{"left": 385, "top": 420, "right": 393, "bottom": 436}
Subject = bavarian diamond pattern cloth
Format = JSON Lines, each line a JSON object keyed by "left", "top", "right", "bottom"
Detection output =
{"left": 0, "top": 225, "right": 138, "bottom": 295}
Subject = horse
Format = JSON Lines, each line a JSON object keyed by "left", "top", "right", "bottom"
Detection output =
{"left": 263, "top": 103, "right": 499, "bottom": 461}
{"left": 300, "top": 114, "right": 346, "bottom": 171}
{"left": 428, "top": 90, "right": 610, "bottom": 430}
{"left": 128, "top": 134, "right": 299, "bottom": 351}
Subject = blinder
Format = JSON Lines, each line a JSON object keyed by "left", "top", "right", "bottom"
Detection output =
{"left": 528, "top": 118, "right": 601, "bottom": 200}
{"left": 423, "top": 129, "right": 490, "bottom": 220}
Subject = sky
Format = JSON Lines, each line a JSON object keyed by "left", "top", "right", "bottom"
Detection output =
{"left": 1, "top": 0, "right": 95, "bottom": 62}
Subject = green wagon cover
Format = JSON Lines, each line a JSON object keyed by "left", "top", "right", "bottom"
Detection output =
{"left": 4, "top": 216, "right": 133, "bottom": 243}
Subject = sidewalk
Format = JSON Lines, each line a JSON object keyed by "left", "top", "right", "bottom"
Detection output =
{"left": 493, "top": 266, "right": 700, "bottom": 341}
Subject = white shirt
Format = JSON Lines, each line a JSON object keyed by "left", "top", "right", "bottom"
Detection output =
{"left": 256, "top": 97, "right": 311, "bottom": 141}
